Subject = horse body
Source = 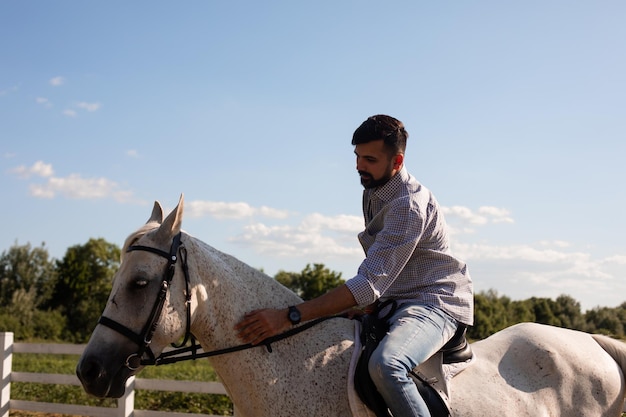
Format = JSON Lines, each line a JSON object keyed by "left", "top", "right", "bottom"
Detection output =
{"left": 77, "top": 196, "right": 626, "bottom": 417}
{"left": 451, "top": 322, "right": 625, "bottom": 416}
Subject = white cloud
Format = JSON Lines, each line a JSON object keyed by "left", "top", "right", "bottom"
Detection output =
{"left": 76, "top": 101, "right": 101, "bottom": 112}
{"left": 49, "top": 76, "right": 65, "bottom": 86}
{"left": 603, "top": 254, "right": 626, "bottom": 265}
{"left": 29, "top": 174, "right": 133, "bottom": 202}
{"left": 184, "top": 200, "right": 363, "bottom": 260}
{"left": 444, "top": 205, "right": 486, "bottom": 224}
{"left": 61, "top": 102, "right": 101, "bottom": 117}
{"left": 257, "top": 206, "right": 291, "bottom": 219}
{"left": 231, "top": 220, "right": 362, "bottom": 258}
{"left": 453, "top": 239, "right": 625, "bottom": 310}
{"left": 10, "top": 161, "right": 54, "bottom": 179}
{"left": 126, "top": 150, "right": 140, "bottom": 158}
{"left": 455, "top": 240, "right": 623, "bottom": 289}
{"left": 186, "top": 200, "right": 290, "bottom": 219}
{"left": 29, "top": 174, "right": 124, "bottom": 201}
{"left": 540, "top": 240, "right": 571, "bottom": 248}
{"left": 300, "top": 212, "right": 363, "bottom": 234}
{"left": 443, "top": 205, "right": 514, "bottom": 225}
{"left": 477, "top": 206, "right": 514, "bottom": 224}
{"left": 454, "top": 241, "right": 586, "bottom": 264}
{"left": 11, "top": 161, "right": 134, "bottom": 203}
{"left": 36, "top": 97, "right": 52, "bottom": 107}
{"left": 227, "top": 211, "right": 364, "bottom": 260}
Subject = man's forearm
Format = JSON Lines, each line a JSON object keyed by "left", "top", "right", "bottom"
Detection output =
{"left": 297, "top": 284, "right": 357, "bottom": 322}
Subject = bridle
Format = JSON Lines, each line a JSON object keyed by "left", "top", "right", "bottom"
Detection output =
{"left": 98, "top": 232, "right": 195, "bottom": 370}
{"left": 97, "top": 231, "right": 346, "bottom": 371}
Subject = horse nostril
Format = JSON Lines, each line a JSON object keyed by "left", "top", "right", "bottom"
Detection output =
{"left": 77, "top": 357, "right": 104, "bottom": 383}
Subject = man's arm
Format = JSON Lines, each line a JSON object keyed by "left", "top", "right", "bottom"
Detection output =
{"left": 234, "top": 284, "right": 357, "bottom": 345}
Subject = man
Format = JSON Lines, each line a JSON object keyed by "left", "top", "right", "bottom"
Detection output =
{"left": 235, "top": 114, "right": 474, "bottom": 417}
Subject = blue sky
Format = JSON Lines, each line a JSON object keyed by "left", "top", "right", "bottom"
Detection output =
{"left": 1, "top": 1, "right": 624, "bottom": 311}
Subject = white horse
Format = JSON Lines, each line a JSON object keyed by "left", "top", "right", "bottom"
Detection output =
{"left": 77, "top": 195, "right": 626, "bottom": 417}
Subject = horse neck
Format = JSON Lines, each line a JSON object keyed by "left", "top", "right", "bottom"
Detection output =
{"left": 184, "top": 236, "right": 301, "bottom": 349}
{"left": 180, "top": 237, "right": 357, "bottom": 416}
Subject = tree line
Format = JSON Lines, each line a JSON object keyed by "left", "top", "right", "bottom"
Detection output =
{"left": 1, "top": 240, "right": 625, "bottom": 342}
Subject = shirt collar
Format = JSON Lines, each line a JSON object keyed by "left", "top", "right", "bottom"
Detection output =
{"left": 371, "top": 165, "right": 409, "bottom": 202}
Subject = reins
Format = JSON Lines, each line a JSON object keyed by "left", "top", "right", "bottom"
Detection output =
{"left": 97, "top": 232, "right": 346, "bottom": 369}
{"left": 152, "top": 314, "right": 345, "bottom": 366}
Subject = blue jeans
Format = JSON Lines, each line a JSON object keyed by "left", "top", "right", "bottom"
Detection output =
{"left": 368, "top": 302, "right": 458, "bottom": 417}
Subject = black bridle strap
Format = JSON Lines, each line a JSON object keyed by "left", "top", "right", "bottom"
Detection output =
{"left": 98, "top": 232, "right": 188, "bottom": 370}
{"left": 146, "top": 314, "right": 348, "bottom": 366}
{"left": 98, "top": 316, "right": 144, "bottom": 346}
{"left": 170, "top": 245, "right": 194, "bottom": 350}
{"left": 125, "top": 245, "right": 170, "bottom": 259}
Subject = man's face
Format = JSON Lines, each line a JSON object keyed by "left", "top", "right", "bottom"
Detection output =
{"left": 354, "top": 140, "right": 402, "bottom": 189}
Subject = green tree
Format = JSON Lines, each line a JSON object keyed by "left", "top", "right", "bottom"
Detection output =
{"left": 528, "top": 297, "right": 561, "bottom": 326}
{"left": 469, "top": 290, "right": 510, "bottom": 340}
{"left": 0, "top": 242, "right": 61, "bottom": 339}
{"left": 49, "top": 238, "right": 120, "bottom": 342}
{"left": 553, "top": 294, "right": 585, "bottom": 330}
{"left": 507, "top": 299, "right": 536, "bottom": 324}
{"left": 0, "top": 286, "right": 66, "bottom": 341}
{"left": 0, "top": 242, "right": 56, "bottom": 308}
{"left": 0, "top": 287, "right": 37, "bottom": 338}
{"left": 275, "top": 263, "right": 344, "bottom": 300}
{"left": 585, "top": 306, "right": 624, "bottom": 336}
{"left": 616, "top": 302, "right": 626, "bottom": 335}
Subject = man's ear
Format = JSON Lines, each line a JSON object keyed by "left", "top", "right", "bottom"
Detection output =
{"left": 393, "top": 154, "right": 404, "bottom": 170}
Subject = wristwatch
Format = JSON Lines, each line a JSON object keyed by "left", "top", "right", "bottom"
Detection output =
{"left": 287, "top": 305, "right": 301, "bottom": 325}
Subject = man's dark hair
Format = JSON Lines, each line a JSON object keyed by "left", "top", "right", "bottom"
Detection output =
{"left": 351, "top": 114, "right": 408, "bottom": 155}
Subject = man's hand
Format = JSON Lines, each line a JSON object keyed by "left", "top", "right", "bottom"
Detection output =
{"left": 344, "top": 302, "right": 377, "bottom": 319}
{"left": 234, "top": 308, "right": 290, "bottom": 345}
{"left": 234, "top": 284, "right": 358, "bottom": 345}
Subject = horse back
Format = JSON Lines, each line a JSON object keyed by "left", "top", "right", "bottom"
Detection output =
{"left": 451, "top": 322, "right": 626, "bottom": 417}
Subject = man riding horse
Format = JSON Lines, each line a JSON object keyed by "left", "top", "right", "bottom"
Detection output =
{"left": 235, "top": 114, "right": 474, "bottom": 417}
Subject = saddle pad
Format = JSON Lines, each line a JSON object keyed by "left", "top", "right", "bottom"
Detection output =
{"left": 348, "top": 320, "right": 377, "bottom": 417}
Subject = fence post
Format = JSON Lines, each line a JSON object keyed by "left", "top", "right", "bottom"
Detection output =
{"left": 0, "top": 333, "right": 13, "bottom": 417}
{"left": 118, "top": 375, "right": 135, "bottom": 417}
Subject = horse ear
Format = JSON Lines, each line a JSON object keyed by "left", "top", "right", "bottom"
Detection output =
{"left": 147, "top": 201, "right": 164, "bottom": 224}
{"left": 156, "top": 194, "right": 184, "bottom": 241}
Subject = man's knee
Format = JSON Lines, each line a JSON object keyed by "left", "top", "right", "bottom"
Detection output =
{"left": 368, "top": 349, "right": 406, "bottom": 384}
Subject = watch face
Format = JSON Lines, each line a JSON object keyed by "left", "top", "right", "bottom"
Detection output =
{"left": 288, "top": 306, "right": 301, "bottom": 324}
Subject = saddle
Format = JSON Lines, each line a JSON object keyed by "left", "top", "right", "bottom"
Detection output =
{"left": 354, "top": 301, "right": 474, "bottom": 417}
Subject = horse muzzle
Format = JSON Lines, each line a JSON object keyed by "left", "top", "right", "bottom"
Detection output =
{"left": 76, "top": 354, "right": 133, "bottom": 398}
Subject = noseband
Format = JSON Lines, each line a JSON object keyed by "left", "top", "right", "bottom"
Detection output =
{"left": 97, "top": 232, "right": 195, "bottom": 370}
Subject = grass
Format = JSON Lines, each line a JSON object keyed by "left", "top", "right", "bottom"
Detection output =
{"left": 9, "top": 352, "right": 233, "bottom": 416}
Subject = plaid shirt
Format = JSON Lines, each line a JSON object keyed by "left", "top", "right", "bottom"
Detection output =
{"left": 345, "top": 166, "right": 474, "bottom": 325}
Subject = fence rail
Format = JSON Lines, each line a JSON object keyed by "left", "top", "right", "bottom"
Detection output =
{"left": 0, "top": 332, "right": 236, "bottom": 417}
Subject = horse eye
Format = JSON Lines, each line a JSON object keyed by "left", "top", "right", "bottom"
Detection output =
{"left": 133, "top": 278, "right": 149, "bottom": 289}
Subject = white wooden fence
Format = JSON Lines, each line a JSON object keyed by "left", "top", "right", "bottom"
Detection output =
{"left": 0, "top": 332, "right": 238, "bottom": 417}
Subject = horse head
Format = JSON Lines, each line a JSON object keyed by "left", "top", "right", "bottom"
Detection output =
{"left": 76, "top": 194, "right": 191, "bottom": 398}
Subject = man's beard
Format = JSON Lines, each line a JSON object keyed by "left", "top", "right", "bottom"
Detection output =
{"left": 358, "top": 169, "right": 393, "bottom": 189}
